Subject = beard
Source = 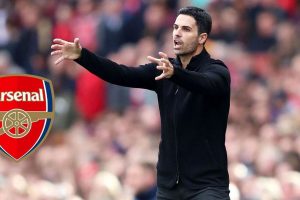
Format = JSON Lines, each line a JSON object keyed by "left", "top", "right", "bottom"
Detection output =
{"left": 174, "top": 41, "right": 198, "bottom": 56}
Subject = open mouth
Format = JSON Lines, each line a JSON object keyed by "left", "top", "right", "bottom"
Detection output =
{"left": 174, "top": 39, "right": 183, "bottom": 48}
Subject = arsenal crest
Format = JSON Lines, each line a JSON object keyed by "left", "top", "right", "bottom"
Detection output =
{"left": 0, "top": 75, "right": 55, "bottom": 161}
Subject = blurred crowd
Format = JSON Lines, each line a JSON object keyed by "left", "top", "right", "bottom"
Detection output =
{"left": 0, "top": 0, "right": 300, "bottom": 199}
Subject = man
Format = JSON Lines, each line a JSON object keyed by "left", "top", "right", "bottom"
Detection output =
{"left": 51, "top": 7, "right": 231, "bottom": 200}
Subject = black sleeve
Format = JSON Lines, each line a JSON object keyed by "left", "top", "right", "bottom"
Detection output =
{"left": 74, "top": 48, "right": 158, "bottom": 91}
{"left": 170, "top": 64, "right": 230, "bottom": 96}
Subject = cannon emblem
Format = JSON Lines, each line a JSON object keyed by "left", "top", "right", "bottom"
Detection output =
{"left": 0, "top": 109, "right": 54, "bottom": 138}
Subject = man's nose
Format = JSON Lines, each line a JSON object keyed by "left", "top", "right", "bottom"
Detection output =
{"left": 174, "top": 29, "right": 182, "bottom": 37}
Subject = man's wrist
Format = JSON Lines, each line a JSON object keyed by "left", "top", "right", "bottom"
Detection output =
{"left": 75, "top": 47, "right": 83, "bottom": 60}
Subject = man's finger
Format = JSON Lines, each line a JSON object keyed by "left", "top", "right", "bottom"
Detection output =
{"left": 147, "top": 56, "right": 161, "bottom": 64}
{"left": 51, "top": 44, "right": 63, "bottom": 50}
{"left": 51, "top": 50, "right": 62, "bottom": 56}
{"left": 155, "top": 73, "right": 167, "bottom": 80}
{"left": 54, "top": 56, "right": 65, "bottom": 65}
{"left": 156, "top": 65, "right": 168, "bottom": 71}
{"left": 159, "top": 52, "right": 168, "bottom": 59}
{"left": 160, "top": 58, "right": 172, "bottom": 66}
{"left": 53, "top": 38, "right": 67, "bottom": 45}
{"left": 74, "top": 38, "right": 80, "bottom": 48}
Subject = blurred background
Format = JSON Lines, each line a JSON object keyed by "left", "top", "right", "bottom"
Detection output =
{"left": 0, "top": 0, "right": 300, "bottom": 199}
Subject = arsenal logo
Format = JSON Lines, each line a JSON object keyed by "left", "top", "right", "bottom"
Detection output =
{"left": 0, "top": 75, "right": 54, "bottom": 161}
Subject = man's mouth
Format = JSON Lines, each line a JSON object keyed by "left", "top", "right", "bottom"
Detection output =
{"left": 174, "top": 39, "right": 183, "bottom": 49}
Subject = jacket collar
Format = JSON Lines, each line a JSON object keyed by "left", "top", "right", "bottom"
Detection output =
{"left": 174, "top": 47, "right": 211, "bottom": 71}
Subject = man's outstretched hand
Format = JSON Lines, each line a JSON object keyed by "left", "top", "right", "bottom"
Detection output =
{"left": 147, "top": 52, "right": 174, "bottom": 80}
{"left": 51, "top": 38, "right": 82, "bottom": 65}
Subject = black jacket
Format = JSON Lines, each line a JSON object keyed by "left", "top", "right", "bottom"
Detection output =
{"left": 75, "top": 47, "right": 231, "bottom": 189}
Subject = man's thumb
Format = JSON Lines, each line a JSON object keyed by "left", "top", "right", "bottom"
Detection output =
{"left": 74, "top": 38, "right": 80, "bottom": 47}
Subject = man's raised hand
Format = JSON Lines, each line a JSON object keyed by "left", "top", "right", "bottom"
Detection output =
{"left": 51, "top": 38, "right": 82, "bottom": 65}
{"left": 147, "top": 52, "right": 174, "bottom": 80}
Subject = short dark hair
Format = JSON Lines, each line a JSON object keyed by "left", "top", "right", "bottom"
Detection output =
{"left": 178, "top": 7, "right": 212, "bottom": 35}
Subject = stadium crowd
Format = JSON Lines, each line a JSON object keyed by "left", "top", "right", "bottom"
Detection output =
{"left": 0, "top": 0, "right": 300, "bottom": 199}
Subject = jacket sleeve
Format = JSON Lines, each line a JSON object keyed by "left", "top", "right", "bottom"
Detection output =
{"left": 74, "top": 48, "right": 158, "bottom": 91}
{"left": 170, "top": 63, "right": 230, "bottom": 96}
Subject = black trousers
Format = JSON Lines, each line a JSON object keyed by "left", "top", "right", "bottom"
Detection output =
{"left": 156, "top": 182, "right": 230, "bottom": 200}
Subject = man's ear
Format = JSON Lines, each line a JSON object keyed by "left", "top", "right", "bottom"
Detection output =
{"left": 198, "top": 33, "right": 208, "bottom": 45}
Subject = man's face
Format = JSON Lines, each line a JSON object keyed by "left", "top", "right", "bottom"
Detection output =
{"left": 173, "top": 14, "right": 200, "bottom": 56}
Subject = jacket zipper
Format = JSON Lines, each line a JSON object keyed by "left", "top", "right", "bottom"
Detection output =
{"left": 174, "top": 86, "right": 180, "bottom": 184}
{"left": 174, "top": 88, "right": 178, "bottom": 95}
